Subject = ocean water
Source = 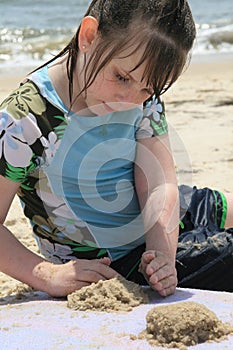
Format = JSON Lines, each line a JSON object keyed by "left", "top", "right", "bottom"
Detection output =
{"left": 0, "top": 0, "right": 233, "bottom": 73}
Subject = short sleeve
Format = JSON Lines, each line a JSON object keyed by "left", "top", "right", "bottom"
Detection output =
{"left": 136, "top": 95, "right": 168, "bottom": 139}
{"left": 0, "top": 82, "right": 46, "bottom": 182}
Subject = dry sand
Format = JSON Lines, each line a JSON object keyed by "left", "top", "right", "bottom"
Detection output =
{"left": 0, "top": 55, "right": 233, "bottom": 297}
{"left": 166, "top": 56, "right": 233, "bottom": 191}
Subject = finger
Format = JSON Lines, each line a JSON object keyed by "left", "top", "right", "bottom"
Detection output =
{"left": 150, "top": 275, "right": 176, "bottom": 290}
{"left": 71, "top": 260, "right": 117, "bottom": 284}
{"left": 146, "top": 256, "right": 166, "bottom": 276}
{"left": 77, "top": 269, "right": 109, "bottom": 284}
{"left": 99, "top": 257, "right": 111, "bottom": 266}
{"left": 63, "top": 280, "right": 92, "bottom": 295}
{"left": 89, "top": 260, "right": 119, "bottom": 280}
{"left": 71, "top": 265, "right": 117, "bottom": 292}
{"left": 157, "top": 282, "right": 177, "bottom": 297}
{"left": 150, "top": 275, "right": 177, "bottom": 296}
{"left": 140, "top": 251, "right": 158, "bottom": 275}
{"left": 148, "top": 263, "right": 172, "bottom": 284}
{"left": 142, "top": 250, "right": 156, "bottom": 264}
{"left": 73, "top": 281, "right": 91, "bottom": 290}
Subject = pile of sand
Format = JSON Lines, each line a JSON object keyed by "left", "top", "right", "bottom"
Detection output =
{"left": 67, "top": 276, "right": 148, "bottom": 312}
{"left": 139, "top": 301, "right": 233, "bottom": 350}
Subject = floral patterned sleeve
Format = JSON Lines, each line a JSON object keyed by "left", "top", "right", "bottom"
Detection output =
{"left": 136, "top": 95, "right": 168, "bottom": 139}
{"left": 0, "top": 81, "right": 46, "bottom": 183}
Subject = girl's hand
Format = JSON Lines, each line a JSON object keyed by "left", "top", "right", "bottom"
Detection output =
{"left": 34, "top": 257, "right": 119, "bottom": 297}
{"left": 139, "top": 250, "right": 177, "bottom": 297}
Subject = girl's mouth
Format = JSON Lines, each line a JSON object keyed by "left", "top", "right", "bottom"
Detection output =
{"left": 103, "top": 102, "right": 115, "bottom": 113}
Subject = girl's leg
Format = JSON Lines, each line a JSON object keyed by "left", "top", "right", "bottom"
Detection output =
{"left": 223, "top": 192, "right": 233, "bottom": 228}
{"left": 178, "top": 185, "right": 227, "bottom": 232}
{"left": 177, "top": 185, "right": 233, "bottom": 292}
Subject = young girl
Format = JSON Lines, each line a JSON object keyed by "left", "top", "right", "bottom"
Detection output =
{"left": 0, "top": 0, "right": 232, "bottom": 297}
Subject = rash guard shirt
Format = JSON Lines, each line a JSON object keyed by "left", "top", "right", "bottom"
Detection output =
{"left": 0, "top": 65, "right": 168, "bottom": 262}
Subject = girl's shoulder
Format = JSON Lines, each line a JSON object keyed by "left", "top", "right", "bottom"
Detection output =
{"left": 0, "top": 79, "right": 47, "bottom": 121}
{"left": 137, "top": 95, "right": 168, "bottom": 139}
{"left": 0, "top": 75, "right": 68, "bottom": 152}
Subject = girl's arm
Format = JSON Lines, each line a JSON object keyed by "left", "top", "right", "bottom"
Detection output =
{"left": 135, "top": 134, "right": 179, "bottom": 296}
{"left": 0, "top": 176, "right": 117, "bottom": 297}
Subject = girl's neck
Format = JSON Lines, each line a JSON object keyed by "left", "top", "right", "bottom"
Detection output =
{"left": 48, "top": 54, "right": 89, "bottom": 115}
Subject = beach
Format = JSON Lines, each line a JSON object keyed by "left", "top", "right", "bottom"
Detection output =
{"left": 0, "top": 54, "right": 233, "bottom": 298}
{"left": 166, "top": 55, "right": 233, "bottom": 192}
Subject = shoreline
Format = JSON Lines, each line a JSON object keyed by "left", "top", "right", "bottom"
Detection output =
{"left": 0, "top": 50, "right": 233, "bottom": 76}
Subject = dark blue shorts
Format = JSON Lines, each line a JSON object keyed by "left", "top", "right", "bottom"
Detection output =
{"left": 179, "top": 184, "right": 227, "bottom": 232}
{"left": 111, "top": 185, "right": 233, "bottom": 292}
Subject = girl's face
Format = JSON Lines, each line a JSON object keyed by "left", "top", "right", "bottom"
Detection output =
{"left": 77, "top": 45, "right": 153, "bottom": 116}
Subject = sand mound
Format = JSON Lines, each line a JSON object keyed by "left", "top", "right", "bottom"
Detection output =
{"left": 67, "top": 276, "right": 148, "bottom": 312}
{"left": 140, "top": 301, "right": 233, "bottom": 349}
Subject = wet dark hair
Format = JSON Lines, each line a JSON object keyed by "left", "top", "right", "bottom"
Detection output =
{"left": 37, "top": 0, "right": 196, "bottom": 104}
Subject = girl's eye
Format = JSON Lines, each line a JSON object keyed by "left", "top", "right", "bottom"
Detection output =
{"left": 116, "top": 73, "right": 129, "bottom": 83}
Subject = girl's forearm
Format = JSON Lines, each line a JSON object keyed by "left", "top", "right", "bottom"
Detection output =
{"left": 145, "top": 223, "right": 178, "bottom": 261}
{"left": 0, "top": 223, "right": 53, "bottom": 293}
{"left": 142, "top": 183, "right": 179, "bottom": 261}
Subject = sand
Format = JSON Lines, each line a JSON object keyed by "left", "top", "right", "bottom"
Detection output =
{"left": 166, "top": 56, "right": 233, "bottom": 191}
{"left": 139, "top": 301, "right": 233, "bottom": 349}
{"left": 67, "top": 276, "right": 149, "bottom": 312}
{"left": 0, "top": 54, "right": 233, "bottom": 297}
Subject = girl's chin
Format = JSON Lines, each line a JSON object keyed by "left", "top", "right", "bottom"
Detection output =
{"left": 87, "top": 103, "right": 115, "bottom": 116}
{"left": 85, "top": 101, "right": 139, "bottom": 116}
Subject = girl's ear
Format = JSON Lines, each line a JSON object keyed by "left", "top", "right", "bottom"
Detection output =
{"left": 78, "top": 16, "right": 99, "bottom": 52}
